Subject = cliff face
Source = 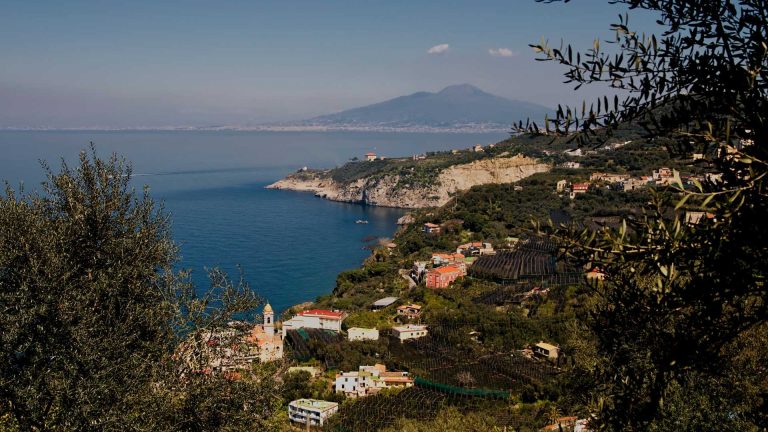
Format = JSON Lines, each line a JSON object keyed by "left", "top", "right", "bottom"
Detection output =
{"left": 266, "top": 155, "right": 550, "bottom": 209}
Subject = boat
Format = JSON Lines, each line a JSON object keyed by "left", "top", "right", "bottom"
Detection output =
{"left": 355, "top": 220, "right": 369, "bottom": 224}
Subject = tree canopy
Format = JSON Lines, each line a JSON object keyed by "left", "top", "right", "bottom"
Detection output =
{"left": 0, "top": 148, "right": 283, "bottom": 431}
{"left": 525, "top": 1, "right": 768, "bottom": 430}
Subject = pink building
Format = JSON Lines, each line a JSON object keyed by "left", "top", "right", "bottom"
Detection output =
{"left": 425, "top": 265, "right": 463, "bottom": 289}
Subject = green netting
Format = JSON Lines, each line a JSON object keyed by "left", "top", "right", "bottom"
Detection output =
{"left": 414, "top": 376, "right": 510, "bottom": 399}
{"left": 297, "top": 328, "right": 309, "bottom": 340}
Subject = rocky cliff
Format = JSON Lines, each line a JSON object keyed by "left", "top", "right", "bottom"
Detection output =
{"left": 266, "top": 155, "right": 550, "bottom": 209}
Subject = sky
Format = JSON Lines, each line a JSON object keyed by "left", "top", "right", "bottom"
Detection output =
{"left": 0, "top": 1, "right": 662, "bottom": 128}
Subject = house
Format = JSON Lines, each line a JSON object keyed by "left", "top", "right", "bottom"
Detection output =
{"left": 653, "top": 167, "right": 676, "bottom": 185}
{"left": 560, "top": 161, "right": 581, "bottom": 169}
{"left": 569, "top": 183, "right": 590, "bottom": 199}
{"left": 431, "top": 252, "right": 465, "bottom": 266}
{"left": 396, "top": 303, "right": 422, "bottom": 320}
{"left": 422, "top": 222, "right": 441, "bottom": 234}
{"left": 590, "top": 172, "right": 629, "bottom": 183}
{"left": 371, "top": 296, "right": 398, "bottom": 311}
{"left": 244, "top": 303, "right": 284, "bottom": 362}
{"left": 334, "top": 364, "right": 413, "bottom": 398}
{"left": 473, "top": 144, "right": 484, "bottom": 152}
{"left": 456, "top": 242, "right": 494, "bottom": 256}
{"left": 621, "top": 178, "right": 647, "bottom": 191}
{"left": 564, "top": 148, "right": 583, "bottom": 157}
{"left": 533, "top": 341, "right": 560, "bottom": 361}
{"left": 425, "top": 265, "right": 463, "bottom": 288}
{"left": 556, "top": 179, "right": 568, "bottom": 192}
{"left": 348, "top": 327, "right": 380, "bottom": 341}
{"left": 392, "top": 324, "right": 428, "bottom": 342}
{"left": 281, "top": 309, "right": 347, "bottom": 337}
{"left": 365, "top": 152, "right": 377, "bottom": 161}
{"left": 288, "top": 399, "right": 339, "bottom": 426}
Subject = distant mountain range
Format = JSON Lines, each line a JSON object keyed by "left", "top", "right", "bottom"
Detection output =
{"left": 2, "top": 84, "right": 551, "bottom": 133}
{"left": 279, "top": 84, "right": 552, "bottom": 133}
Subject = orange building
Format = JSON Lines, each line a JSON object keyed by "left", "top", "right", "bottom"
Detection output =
{"left": 425, "top": 265, "right": 463, "bottom": 288}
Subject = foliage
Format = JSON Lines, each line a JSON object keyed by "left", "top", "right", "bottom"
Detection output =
{"left": 527, "top": 1, "right": 768, "bottom": 430}
{"left": 0, "top": 148, "right": 282, "bottom": 431}
{"left": 380, "top": 406, "right": 499, "bottom": 432}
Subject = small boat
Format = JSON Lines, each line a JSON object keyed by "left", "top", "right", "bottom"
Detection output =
{"left": 355, "top": 220, "right": 369, "bottom": 224}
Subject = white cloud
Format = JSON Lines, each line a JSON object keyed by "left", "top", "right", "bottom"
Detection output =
{"left": 488, "top": 47, "right": 516, "bottom": 57}
{"left": 427, "top": 43, "right": 450, "bottom": 55}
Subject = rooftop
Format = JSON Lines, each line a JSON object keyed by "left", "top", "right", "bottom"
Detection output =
{"left": 431, "top": 265, "right": 462, "bottom": 275}
{"left": 393, "top": 324, "right": 428, "bottom": 332}
{"left": 372, "top": 296, "right": 399, "bottom": 307}
{"left": 290, "top": 399, "right": 339, "bottom": 411}
{"left": 536, "top": 341, "right": 559, "bottom": 351}
{"left": 297, "top": 309, "right": 346, "bottom": 320}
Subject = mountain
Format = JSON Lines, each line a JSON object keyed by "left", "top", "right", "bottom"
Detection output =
{"left": 296, "top": 84, "right": 552, "bottom": 132}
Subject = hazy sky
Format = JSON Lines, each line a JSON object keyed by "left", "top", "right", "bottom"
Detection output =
{"left": 0, "top": 1, "right": 662, "bottom": 128}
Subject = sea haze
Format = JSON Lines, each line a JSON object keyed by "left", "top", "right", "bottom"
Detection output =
{"left": 0, "top": 130, "right": 506, "bottom": 314}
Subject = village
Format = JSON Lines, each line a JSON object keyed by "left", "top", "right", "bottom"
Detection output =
{"left": 177, "top": 219, "right": 579, "bottom": 429}
{"left": 172, "top": 139, "right": 726, "bottom": 430}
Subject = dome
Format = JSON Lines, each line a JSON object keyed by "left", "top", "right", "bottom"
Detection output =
{"left": 263, "top": 303, "right": 273, "bottom": 314}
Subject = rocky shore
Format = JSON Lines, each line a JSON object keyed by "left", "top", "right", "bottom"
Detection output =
{"left": 266, "top": 155, "right": 550, "bottom": 209}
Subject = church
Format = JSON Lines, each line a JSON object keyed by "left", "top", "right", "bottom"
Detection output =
{"left": 245, "top": 303, "right": 284, "bottom": 362}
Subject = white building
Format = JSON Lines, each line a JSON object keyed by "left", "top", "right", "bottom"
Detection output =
{"left": 534, "top": 341, "right": 560, "bottom": 361}
{"left": 348, "top": 327, "right": 379, "bottom": 341}
{"left": 556, "top": 179, "right": 568, "bottom": 192}
{"left": 282, "top": 309, "right": 347, "bottom": 337}
{"left": 392, "top": 324, "right": 428, "bottom": 342}
{"left": 335, "top": 364, "right": 413, "bottom": 398}
{"left": 288, "top": 399, "right": 339, "bottom": 426}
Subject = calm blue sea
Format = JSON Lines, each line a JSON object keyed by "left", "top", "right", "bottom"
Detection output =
{"left": 0, "top": 130, "right": 506, "bottom": 314}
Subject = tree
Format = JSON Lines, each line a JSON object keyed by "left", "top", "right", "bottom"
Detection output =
{"left": 0, "top": 148, "right": 284, "bottom": 431}
{"left": 524, "top": 1, "right": 768, "bottom": 430}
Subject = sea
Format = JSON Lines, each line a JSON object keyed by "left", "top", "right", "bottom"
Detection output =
{"left": 0, "top": 130, "right": 507, "bottom": 315}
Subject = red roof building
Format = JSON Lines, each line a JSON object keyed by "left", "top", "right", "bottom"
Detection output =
{"left": 425, "top": 265, "right": 463, "bottom": 289}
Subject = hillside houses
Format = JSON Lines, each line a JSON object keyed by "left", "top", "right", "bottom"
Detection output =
{"left": 590, "top": 172, "right": 629, "bottom": 183}
{"left": 431, "top": 252, "right": 465, "bottom": 266}
{"left": 653, "top": 167, "right": 678, "bottom": 185}
{"left": 456, "top": 241, "right": 494, "bottom": 256}
{"left": 334, "top": 364, "right": 414, "bottom": 398}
